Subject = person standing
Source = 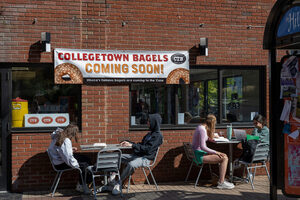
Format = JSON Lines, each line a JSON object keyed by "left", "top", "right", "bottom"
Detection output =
{"left": 192, "top": 114, "right": 235, "bottom": 189}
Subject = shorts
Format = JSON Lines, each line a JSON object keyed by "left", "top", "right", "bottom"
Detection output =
{"left": 193, "top": 150, "right": 208, "bottom": 165}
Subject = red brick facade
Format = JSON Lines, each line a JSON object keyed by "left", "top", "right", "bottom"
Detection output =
{"left": 1, "top": 0, "right": 276, "bottom": 192}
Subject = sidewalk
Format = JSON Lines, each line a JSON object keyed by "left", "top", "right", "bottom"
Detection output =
{"left": 2, "top": 176, "right": 299, "bottom": 200}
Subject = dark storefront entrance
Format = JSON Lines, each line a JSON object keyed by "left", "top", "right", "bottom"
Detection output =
{"left": 0, "top": 68, "right": 11, "bottom": 191}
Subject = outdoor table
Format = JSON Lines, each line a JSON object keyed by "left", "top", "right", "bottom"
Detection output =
{"left": 210, "top": 139, "right": 240, "bottom": 182}
{"left": 80, "top": 143, "right": 132, "bottom": 151}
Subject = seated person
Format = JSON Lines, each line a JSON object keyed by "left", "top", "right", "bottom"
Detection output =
{"left": 234, "top": 114, "right": 269, "bottom": 168}
{"left": 192, "top": 114, "right": 235, "bottom": 189}
{"left": 109, "top": 113, "right": 163, "bottom": 195}
{"left": 251, "top": 114, "right": 269, "bottom": 144}
{"left": 47, "top": 124, "right": 92, "bottom": 193}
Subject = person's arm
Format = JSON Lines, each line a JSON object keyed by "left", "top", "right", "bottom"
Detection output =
{"left": 132, "top": 133, "right": 162, "bottom": 155}
{"left": 198, "top": 126, "right": 216, "bottom": 154}
{"left": 259, "top": 126, "right": 269, "bottom": 144}
{"left": 58, "top": 138, "right": 79, "bottom": 168}
{"left": 252, "top": 128, "right": 258, "bottom": 136}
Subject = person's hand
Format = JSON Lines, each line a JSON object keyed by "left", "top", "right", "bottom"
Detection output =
{"left": 120, "top": 141, "right": 132, "bottom": 147}
{"left": 72, "top": 147, "right": 78, "bottom": 152}
{"left": 216, "top": 151, "right": 226, "bottom": 158}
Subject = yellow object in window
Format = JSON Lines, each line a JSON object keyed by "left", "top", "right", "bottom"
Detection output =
{"left": 12, "top": 97, "right": 28, "bottom": 127}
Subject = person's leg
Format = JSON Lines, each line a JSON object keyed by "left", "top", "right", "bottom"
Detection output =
{"left": 202, "top": 154, "right": 228, "bottom": 183}
{"left": 120, "top": 156, "right": 149, "bottom": 182}
{"left": 54, "top": 163, "right": 71, "bottom": 170}
{"left": 74, "top": 154, "right": 92, "bottom": 185}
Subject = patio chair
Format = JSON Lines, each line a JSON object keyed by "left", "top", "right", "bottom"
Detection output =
{"left": 235, "top": 142, "right": 270, "bottom": 190}
{"left": 85, "top": 148, "right": 123, "bottom": 199}
{"left": 127, "top": 147, "right": 160, "bottom": 193}
{"left": 46, "top": 150, "right": 86, "bottom": 197}
{"left": 183, "top": 142, "right": 213, "bottom": 188}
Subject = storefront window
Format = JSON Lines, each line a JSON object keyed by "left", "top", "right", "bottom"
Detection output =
{"left": 130, "top": 66, "right": 264, "bottom": 127}
{"left": 12, "top": 65, "right": 81, "bottom": 128}
{"left": 130, "top": 84, "right": 175, "bottom": 125}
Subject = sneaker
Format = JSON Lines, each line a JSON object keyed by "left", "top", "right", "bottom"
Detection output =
{"left": 109, "top": 173, "right": 116, "bottom": 182}
{"left": 75, "top": 183, "right": 84, "bottom": 193}
{"left": 112, "top": 183, "right": 121, "bottom": 195}
{"left": 96, "top": 185, "right": 113, "bottom": 193}
{"left": 217, "top": 181, "right": 235, "bottom": 189}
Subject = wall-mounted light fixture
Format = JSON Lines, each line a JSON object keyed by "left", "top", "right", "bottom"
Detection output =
{"left": 199, "top": 37, "right": 208, "bottom": 56}
{"left": 41, "top": 32, "right": 51, "bottom": 52}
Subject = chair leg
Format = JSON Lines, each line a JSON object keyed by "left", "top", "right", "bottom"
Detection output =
{"left": 194, "top": 165, "right": 204, "bottom": 188}
{"left": 185, "top": 162, "right": 193, "bottom": 182}
{"left": 127, "top": 175, "right": 131, "bottom": 193}
{"left": 117, "top": 171, "right": 123, "bottom": 197}
{"left": 247, "top": 167, "right": 255, "bottom": 190}
{"left": 51, "top": 171, "right": 63, "bottom": 197}
{"left": 147, "top": 167, "right": 159, "bottom": 190}
{"left": 264, "top": 165, "right": 270, "bottom": 181}
{"left": 91, "top": 175, "right": 97, "bottom": 200}
{"left": 50, "top": 172, "right": 59, "bottom": 194}
{"left": 253, "top": 166, "right": 257, "bottom": 182}
{"left": 142, "top": 168, "right": 151, "bottom": 186}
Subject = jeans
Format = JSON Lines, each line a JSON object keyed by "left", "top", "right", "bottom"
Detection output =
{"left": 120, "top": 154, "right": 150, "bottom": 182}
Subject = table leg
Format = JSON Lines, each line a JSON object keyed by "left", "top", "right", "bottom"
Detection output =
{"left": 229, "top": 143, "right": 233, "bottom": 182}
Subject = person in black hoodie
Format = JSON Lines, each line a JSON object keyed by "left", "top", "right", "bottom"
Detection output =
{"left": 110, "top": 113, "right": 163, "bottom": 195}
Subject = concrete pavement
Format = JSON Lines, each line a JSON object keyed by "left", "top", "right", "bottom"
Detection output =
{"left": 3, "top": 176, "right": 299, "bottom": 200}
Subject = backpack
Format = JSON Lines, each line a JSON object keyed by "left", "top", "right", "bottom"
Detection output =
{"left": 239, "top": 139, "right": 259, "bottom": 163}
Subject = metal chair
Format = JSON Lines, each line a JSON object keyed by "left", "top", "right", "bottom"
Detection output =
{"left": 46, "top": 149, "right": 85, "bottom": 197}
{"left": 127, "top": 147, "right": 160, "bottom": 193}
{"left": 237, "top": 142, "right": 270, "bottom": 190}
{"left": 183, "top": 142, "right": 213, "bottom": 188}
{"left": 85, "top": 148, "right": 122, "bottom": 199}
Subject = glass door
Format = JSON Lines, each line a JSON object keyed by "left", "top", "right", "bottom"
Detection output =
{"left": 0, "top": 68, "right": 11, "bottom": 191}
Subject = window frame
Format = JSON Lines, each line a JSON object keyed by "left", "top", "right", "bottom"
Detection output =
{"left": 129, "top": 65, "right": 266, "bottom": 130}
{"left": 3, "top": 62, "right": 82, "bottom": 132}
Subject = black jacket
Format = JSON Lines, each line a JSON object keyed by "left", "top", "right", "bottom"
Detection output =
{"left": 132, "top": 113, "right": 163, "bottom": 160}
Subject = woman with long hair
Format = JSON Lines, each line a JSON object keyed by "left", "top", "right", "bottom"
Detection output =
{"left": 192, "top": 114, "right": 235, "bottom": 189}
{"left": 48, "top": 124, "right": 91, "bottom": 193}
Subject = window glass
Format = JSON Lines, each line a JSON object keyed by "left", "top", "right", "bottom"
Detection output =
{"left": 183, "top": 69, "right": 218, "bottom": 124}
{"left": 222, "top": 69, "right": 260, "bottom": 123}
{"left": 130, "top": 66, "right": 263, "bottom": 126}
{"left": 130, "top": 84, "right": 175, "bottom": 125}
{"left": 12, "top": 66, "right": 81, "bottom": 128}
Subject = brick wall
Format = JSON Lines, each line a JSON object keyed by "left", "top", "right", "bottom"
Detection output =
{"left": 2, "top": 0, "right": 276, "bottom": 192}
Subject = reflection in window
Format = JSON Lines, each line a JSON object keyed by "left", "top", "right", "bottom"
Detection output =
{"left": 12, "top": 66, "right": 81, "bottom": 128}
{"left": 130, "top": 66, "right": 263, "bottom": 126}
{"left": 221, "top": 70, "right": 260, "bottom": 123}
{"left": 130, "top": 84, "right": 175, "bottom": 125}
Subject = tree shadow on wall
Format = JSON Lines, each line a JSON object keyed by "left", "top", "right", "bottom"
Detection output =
{"left": 28, "top": 41, "right": 42, "bottom": 63}
{"left": 12, "top": 151, "right": 94, "bottom": 196}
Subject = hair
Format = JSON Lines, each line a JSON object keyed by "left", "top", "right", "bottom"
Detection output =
{"left": 55, "top": 124, "right": 79, "bottom": 147}
{"left": 203, "top": 114, "right": 216, "bottom": 139}
{"left": 253, "top": 114, "right": 267, "bottom": 126}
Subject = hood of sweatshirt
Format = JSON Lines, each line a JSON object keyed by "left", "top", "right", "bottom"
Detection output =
{"left": 149, "top": 113, "right": 162, "bottom": 133}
